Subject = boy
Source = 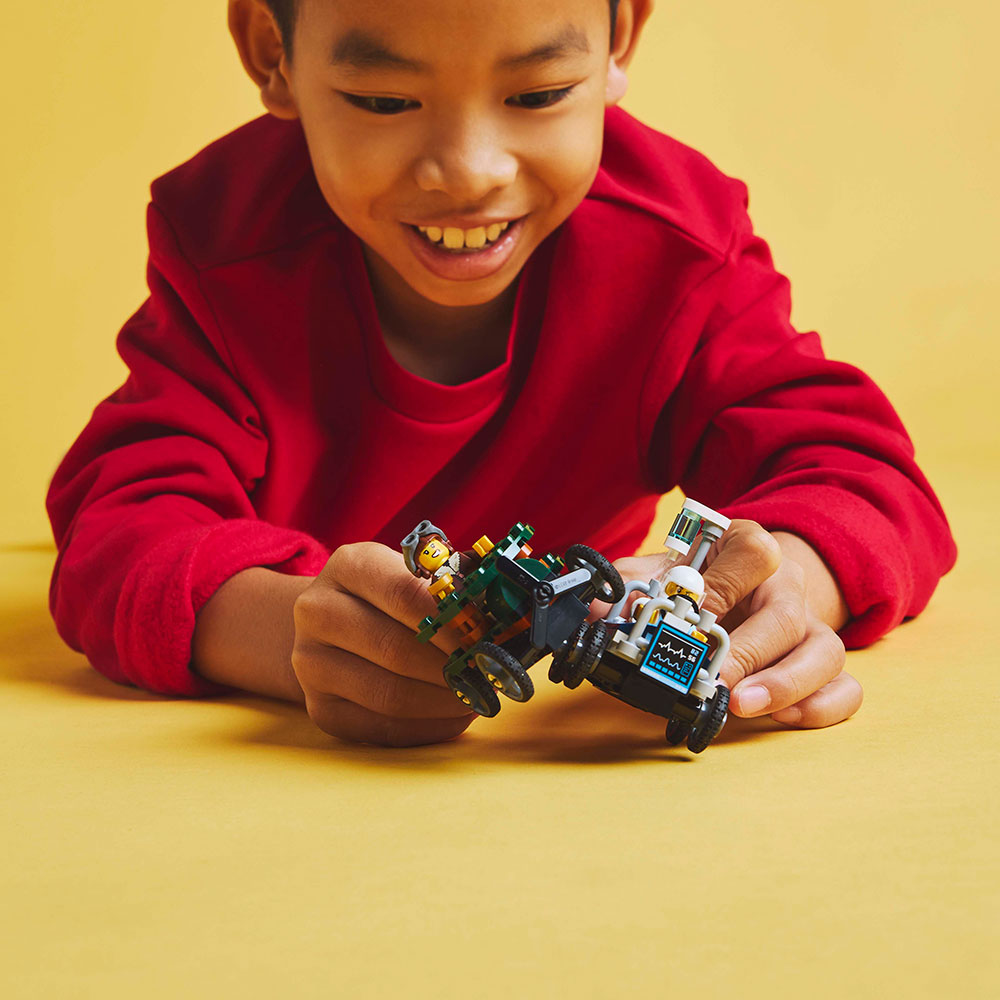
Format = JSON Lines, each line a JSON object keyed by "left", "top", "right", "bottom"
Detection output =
{"left": 47, "top": 0, "right": 956, "bottom": 746}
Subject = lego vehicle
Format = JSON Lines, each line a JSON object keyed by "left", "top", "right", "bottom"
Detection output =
{"left": 549, "top": 500, "right": 732, "bottom": 754}
{"left": 402, "top": 521, "right": 625, "bottom": 718}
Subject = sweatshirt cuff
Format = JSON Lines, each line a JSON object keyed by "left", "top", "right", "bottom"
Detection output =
{"left": 718, "top": 486, "right": 912, "bottom": 648}
{"left": 114, "top": 519, "right": 330, "bottom": 696}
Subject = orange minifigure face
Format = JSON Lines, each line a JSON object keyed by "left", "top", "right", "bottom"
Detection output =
{"left": 418, "top": 536, "right": 451, "bottom": 572}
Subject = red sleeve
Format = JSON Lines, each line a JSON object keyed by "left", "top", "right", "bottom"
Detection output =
{"left": 641, "top": 183, "right": 957, "bottom": 647}
{"left": 46, "top": 204, "right": 330, "bottom": 696}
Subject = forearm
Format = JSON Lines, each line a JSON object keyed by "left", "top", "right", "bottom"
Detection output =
{"left": 772, "top": 531, "right": 850, "bottom": 631}
{"left": 191, "top": 567, "right": 314, "bottom": 702}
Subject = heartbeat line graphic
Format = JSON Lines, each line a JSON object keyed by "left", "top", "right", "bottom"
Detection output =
{"left": 659, "top": 642, "right": 692, "bottom": 658}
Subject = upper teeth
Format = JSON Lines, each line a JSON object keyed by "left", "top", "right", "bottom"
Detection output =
{"left": 417, "top": 222, "right": 511, "bottom": 249}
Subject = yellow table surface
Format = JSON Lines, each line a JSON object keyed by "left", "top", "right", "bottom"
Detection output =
{"left": 2, "top": 479, "right": 996, "bottom": 999}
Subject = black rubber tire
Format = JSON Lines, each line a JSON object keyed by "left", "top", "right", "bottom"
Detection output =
{"left": 547, "top": 654, "right": 566, "bottom": 684}
{"left": 665, "top": 718, "right": 691, "bottom": 746}
{"left": 549, "top": 621, "right": 587, "bottom": 684}
{"left": 687, "top": 685, "right": 730, "bottom": 754}
{"left": 564, "top": 621, "right": 610, "bottom": 690}
{"left": 565, "top": 544, "right": 626, "bottom": 604}
{"left": 449, "top": 666, "right": 502, "bottom": 718}
{"left": 473, "top": 642, "right": 535, "bottom": 703}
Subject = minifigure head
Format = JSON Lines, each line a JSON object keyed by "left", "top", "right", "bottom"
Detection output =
{"left": 228, "top": 0, "right": 653, "bottom": 319}
{"left": 401, "top": 519, "right": 453, "bottom": 577}
{"left": 663, "top": 564, "right": 705, "bottom": 606}
{"left": 417, "top": 535, "right": 451, "bottom": 573}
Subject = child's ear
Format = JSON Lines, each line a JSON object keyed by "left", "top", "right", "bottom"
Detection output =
{"left": 228, "top": 0, "right": 299, "bottom": 120}
{"left": 605, "top": 62, "right": 628, "bottom": 105}
{"left": 605, "top": 0, "right": 655, "bottom": 107}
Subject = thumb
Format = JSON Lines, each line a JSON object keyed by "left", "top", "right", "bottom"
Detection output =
{"left": 700, "top": 520, "right": 781, "bottom": 621}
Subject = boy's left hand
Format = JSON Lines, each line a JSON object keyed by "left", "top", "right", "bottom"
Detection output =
{"left": 611, "top": 521, "right": 863, "bottom": 729}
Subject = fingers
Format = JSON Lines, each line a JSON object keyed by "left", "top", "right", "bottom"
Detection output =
{"left": 726, "top": 616, "right": 863, "bottom": 728}
{"left": 295, "top": 584, "right": 449, "bottom": 686}
{"left": 293, "top": 626, "right": 477, "bottom": 745}
{"left": 322, "top": 542, "right": 439, "bottom": 631}
{"left": 728, "top": 617, "right": 846, "bottom": 716}
{"left": 293, "top": 639, "right": 473, "bottom": 719}
{"left": 612, "top": 553, "right": 676, "bottom": 586}
{"left": 594, "top": 552, "right": 679, "bottom": 622}
{"left": 294, "top": 540, "right": 479, "bottom": 746}
{"left": 770, "top": 671, "right": 864, "bottom": 728}
{"left": 304, "top": 690, "right": 477, "bottom": 747}
{"left": 705, "top": 530, "right": 862, "bottom": 729}
{"left": 300, "top": 540, "right": 458, "bottom": 684}
{"left": 701, "top": 520, "right": 781, "bottom": 621}
{"left": 719, "top": 560, "right": 808, "bottom": 689}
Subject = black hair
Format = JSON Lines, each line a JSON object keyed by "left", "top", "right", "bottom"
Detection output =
{"left": 263, "top": 1, "right": 622, "bottom": 61}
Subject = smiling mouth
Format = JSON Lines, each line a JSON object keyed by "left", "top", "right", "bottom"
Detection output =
{"left": 409, "top": 220, "right": 518, "bottom": 253}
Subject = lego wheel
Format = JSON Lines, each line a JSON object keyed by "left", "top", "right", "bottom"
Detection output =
{"left": 549, "top": 621, "right": 587, "bottom": 684}
{"left": 449, "top": 666, "right": 502, "bottom": 718}
{"left": 665, "top": 718, "right": 691, "bottom": 746}
{"left": 687, "top": 685, "right": 730, "bottom": 754}
{"left": 473, "top": 642, "right": 535, "bottom": 703}
{"left": 565, "top": 544, "right": 626, "bottom": 604}
{"left": 563, "top": 621, "right": 610, "bottom": 690}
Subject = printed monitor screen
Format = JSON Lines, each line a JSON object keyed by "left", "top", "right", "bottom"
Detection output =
{"left": 638, "top": 622, "right": 709, "bottom": 694}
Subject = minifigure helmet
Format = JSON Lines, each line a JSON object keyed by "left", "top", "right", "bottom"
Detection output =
{"left": 664, "top": 564, "right": 706, "bottom": 603}
{"left": 401, "top": 520, "right": 450, "bottom": 576}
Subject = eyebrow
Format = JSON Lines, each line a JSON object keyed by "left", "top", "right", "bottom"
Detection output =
{"left": 499, "top": 25, "right": 592, "bottom": 70}
{"left": 329, "top": 25, "right": 591, "bottom": 75}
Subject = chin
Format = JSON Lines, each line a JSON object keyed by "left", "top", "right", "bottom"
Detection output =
{"left": 427, "top": 284, "right": 510, "bottom": 307}
{"left": 409, "top": 272, "right": 518, "bottom": 308}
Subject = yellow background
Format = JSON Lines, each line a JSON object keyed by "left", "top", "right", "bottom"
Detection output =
{"left": 2, "top": 2, "right": 998, "bottom": 997}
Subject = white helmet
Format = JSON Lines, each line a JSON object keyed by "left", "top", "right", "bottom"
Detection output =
{"left": 664, "top": 564, "right": 705, "bottom": 603}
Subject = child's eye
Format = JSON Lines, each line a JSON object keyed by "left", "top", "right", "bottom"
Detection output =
{"left": 507, "top": 86, "right": 576, "bottom": 109}
{"left": 338, "top": 85, "right": 576, "bottom": 116}
{"left": 339, "top": 93, "right": 418, "bottom": 115}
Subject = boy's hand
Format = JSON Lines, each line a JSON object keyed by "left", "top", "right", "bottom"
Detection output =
{"left": 611, "top": 521, "right": 863, "bottom": 729}
{"left": 292, "top": 542, "right": 477, "bottom": 747}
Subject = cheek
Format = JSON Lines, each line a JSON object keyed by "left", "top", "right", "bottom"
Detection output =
{"left": 524, "top": 113, "right": 605, "bottom": 205}
{"left": 311, "top": 137, "right": 392, "bottom": 215}
{"left": 298, "top": 109, "right": 407, "bottom": 221}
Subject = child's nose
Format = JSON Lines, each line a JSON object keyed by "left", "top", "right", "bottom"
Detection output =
{"left": 413, "top": 117, "right": 518, "bottom": 201}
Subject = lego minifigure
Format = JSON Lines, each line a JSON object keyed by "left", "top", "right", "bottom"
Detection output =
{"left": 401, "top": 520, "right": 493, "bottom": 602}
{"left": 550, "top": 500, "right": 732, "bottom": 754}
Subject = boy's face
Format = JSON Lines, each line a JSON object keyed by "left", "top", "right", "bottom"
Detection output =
{"left": 278, "top": 0, "right": 626, "bottom": 310}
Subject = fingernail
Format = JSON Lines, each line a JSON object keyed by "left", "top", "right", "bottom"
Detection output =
{"left": 772, "top": 707, "right": 802, "bottom": 725}
{"left": 737, "top": 685, "right": 770, "bottom": 715}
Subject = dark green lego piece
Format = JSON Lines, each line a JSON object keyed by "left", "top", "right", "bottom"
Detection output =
{"left": 415, "top": 523, "right": 534, "bottom": 645}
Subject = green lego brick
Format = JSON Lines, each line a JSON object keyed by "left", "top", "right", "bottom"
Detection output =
{"left": 416, "top": 524, "right": 533, "bottom": 640}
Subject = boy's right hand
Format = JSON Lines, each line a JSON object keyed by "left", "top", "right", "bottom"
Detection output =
{"left": 292, "top": 542, "right": 478, "bottom": 747}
